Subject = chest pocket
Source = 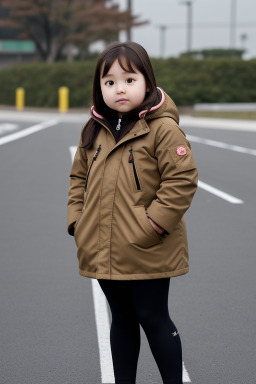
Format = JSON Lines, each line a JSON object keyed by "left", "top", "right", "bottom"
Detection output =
{"left": 128, "top": 146, "right": 142, "bottom": 192}
{"left": 84, "top": 145, "right": 101, "bottom": 191}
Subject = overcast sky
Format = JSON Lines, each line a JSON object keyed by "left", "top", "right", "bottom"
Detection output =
{"left": 113, "top": 0, "right": 256, "bottom": 59}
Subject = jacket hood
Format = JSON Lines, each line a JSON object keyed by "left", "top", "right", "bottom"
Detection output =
{"left": 91, "top": 87, "right": 179, "bottom": 125}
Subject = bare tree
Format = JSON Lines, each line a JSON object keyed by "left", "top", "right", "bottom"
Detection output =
{"left": 0, "top": 0, "right": 148, "bottom": 61}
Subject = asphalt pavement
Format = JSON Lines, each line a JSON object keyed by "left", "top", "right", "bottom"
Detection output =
{"left": 0, "top": 110, "right": 255, "bottom": 384}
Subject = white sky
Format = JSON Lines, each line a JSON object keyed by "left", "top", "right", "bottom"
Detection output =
{"left": 114, "top": 0, "right": 256, "bottom": 59}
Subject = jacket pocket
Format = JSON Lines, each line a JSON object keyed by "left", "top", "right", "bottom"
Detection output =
{"left": 84, "top": 144, "right": 101, "bottom": 192}
{"left": 128, "top": 146, "right": 142, "bottom": 191}
{"left": 131, "top": 205, "right": 163, "bottom": 249}
{"left": 74, "top": 211, "right": 83, "bottom": 232}
{"left": 74, "top": 190, "right": 88, "bottom": 241}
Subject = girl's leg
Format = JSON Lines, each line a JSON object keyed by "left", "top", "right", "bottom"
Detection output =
{"left": 131, "top": 278, "right": 183, "bottom": 384}
{"left": 97, "top": 279, "right": 141, "bottom": 384}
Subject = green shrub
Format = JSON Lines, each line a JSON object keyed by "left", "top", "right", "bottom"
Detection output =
{"left": 0, "top": 58, "right": 255, "bottom": 107}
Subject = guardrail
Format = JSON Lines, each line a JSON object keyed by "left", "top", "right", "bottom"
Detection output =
{"left": 194, "top": 103, "right": 256, "bottom": 112}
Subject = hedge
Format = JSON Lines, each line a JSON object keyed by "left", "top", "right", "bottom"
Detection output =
{"left": 0, "top": 58, "right": 255, "bottom": 107}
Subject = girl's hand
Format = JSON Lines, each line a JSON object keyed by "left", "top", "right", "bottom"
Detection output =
{"left": 148, "top": 217, "right": 165, "bottom": 235}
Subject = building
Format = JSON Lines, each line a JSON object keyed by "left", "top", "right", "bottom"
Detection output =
{"left": 0, "top": 6, "right": 37, "bottom": 68}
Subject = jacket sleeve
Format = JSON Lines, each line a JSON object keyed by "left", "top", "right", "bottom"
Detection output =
{"left": 146, "top": 119, "right": 198, "bottom": 234}
{"left": 67, "top": 135, "right": 88, "bottom": 236}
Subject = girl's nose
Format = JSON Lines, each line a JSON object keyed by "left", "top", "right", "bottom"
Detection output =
{"left": 116, "top": 83, "right": 125, "bottom": 94}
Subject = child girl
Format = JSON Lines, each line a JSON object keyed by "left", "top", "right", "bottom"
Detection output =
{"left": 67, "top": 41, "right": 198, "bottom": 384}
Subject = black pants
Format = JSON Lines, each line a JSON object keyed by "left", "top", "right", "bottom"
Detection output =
{"left": 97, "top": 278, "right": 183, "bottom": 384}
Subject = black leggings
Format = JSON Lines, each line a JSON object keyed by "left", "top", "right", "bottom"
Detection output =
{"left": 97, "top": 278, "right": 183, "bottom": 384}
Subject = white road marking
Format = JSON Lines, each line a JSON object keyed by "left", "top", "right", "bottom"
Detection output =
{"left": 69, "top": 146, "right": 77, "bottom": 161}
{"left": 0, "top": 119, "right": 59, "bottom": 145}
{"left": 198, "top": 180, "right": 244, "bottom": 204}
{"left": 69, "top": 146, "right": 192, "bottom": 383}
{"left": 187, "top": 134, "right": 256, "bottom": 156}
{"left": 92, "top": 279, "right": 115, "bottom": 383}
{"left": 0, "top": 123, "right": 19, "bottom": 134}
{"left": 183, "top": 362, "right": 191, "bottom": 382}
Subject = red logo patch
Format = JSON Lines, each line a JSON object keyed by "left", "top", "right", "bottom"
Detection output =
{"left": 176, "top": 146, "right": 187, "bottom": 156}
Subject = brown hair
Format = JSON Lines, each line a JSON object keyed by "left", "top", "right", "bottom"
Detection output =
{"left": 81, "top": 41, "right": 158, "bottom": 150}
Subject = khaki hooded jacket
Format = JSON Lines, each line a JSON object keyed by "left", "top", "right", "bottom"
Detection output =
{"left": 67, "top": 88, "right": 198, "bottom": 280}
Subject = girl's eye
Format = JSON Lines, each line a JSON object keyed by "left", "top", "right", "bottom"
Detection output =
{"left": 106, "top": 80, "right": 114, "bottom": 86}
{"left": 126, "top": 78, "right": 134, "bottom": 84}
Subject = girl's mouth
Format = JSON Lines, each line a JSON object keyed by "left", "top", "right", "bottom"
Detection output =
{"left": 117, "top": 99, "right": 128, "bottom": 104}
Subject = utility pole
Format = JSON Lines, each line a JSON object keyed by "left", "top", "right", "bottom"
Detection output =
{"left": 157, "top": 25, "right": 167, "bottom": 58}
{"left": 230, "top": 0, "right": 237, "bottom": 47}
{"left": 240, "top": 33, "right": 248, "bottom": 52}
{"left": 154, "top": 24, "right": 172, "bottom": 58}
{"left": 179, "top": 1, "right": 193, "bottom": 52}
{"left": 127, "top": 0, "right": 132, "bottom": 41}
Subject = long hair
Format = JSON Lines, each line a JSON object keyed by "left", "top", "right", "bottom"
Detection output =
{"left": 81, "top": 41, "right": 158, "bottom": 150}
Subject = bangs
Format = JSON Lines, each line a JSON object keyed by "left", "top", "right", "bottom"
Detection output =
{"left": 101, "top": 47, "right": 143, "bottom": 78}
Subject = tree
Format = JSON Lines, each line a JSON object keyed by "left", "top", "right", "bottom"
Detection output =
{"left": 0, "top": 0, "right": 148, "bottom": 62}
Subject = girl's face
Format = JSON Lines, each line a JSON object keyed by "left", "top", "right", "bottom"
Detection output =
{"left": 100, "top": 58, "right": 148, "bottom": 116}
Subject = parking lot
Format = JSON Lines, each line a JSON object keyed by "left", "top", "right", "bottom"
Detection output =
{"left": 1, "top": 110, "right": 255, "bottom": 384}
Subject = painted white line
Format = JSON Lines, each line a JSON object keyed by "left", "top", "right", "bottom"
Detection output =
{"left": 198, "top": 180, "right": 244, "bottom": 204}
{"left": 69, "top": 146, "right": 192, "bottom": 383}
{"left": 183, "top": 362, "right": 191, "bottom": 382}
{"left": 0, "top": 123, "right": 19, "bottom": 134}
{"left": 187, "top": 134, "right": 256, "bottom": 156}
{"left": 69, "top": 146, "right": 77, "bottom": 161}
{"left": 0, "top": 119, "right": 59, "bottom": 145}
{"left": 92, "top": 279, "right": 115, "bottom": 383}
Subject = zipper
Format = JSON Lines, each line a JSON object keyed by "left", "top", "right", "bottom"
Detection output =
{"left": 128, "top": 146, "right": 141, "bottom": 191}
{"left": 116, "top": 117, "right": 122, "bottom": 130}
{"left": 84, "top": 144, "right": 101, "bottom": 191}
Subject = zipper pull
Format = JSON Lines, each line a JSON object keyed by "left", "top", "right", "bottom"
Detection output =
{"left": 93, "top": 144, "right": 101, "bottom": 160}
{"left": 116, "top": 117, "right": 122, "bottom": 131}
{"left": 128, "top": 146, "right": 133, "bottom": 163}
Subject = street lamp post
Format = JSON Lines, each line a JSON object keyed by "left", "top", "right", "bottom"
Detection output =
{"left": 230, "top": 0, "right": 237, "bottom": 47}
{"left": 179, "top": 0, "right": 193, "bottom": 52}
{"left": 127, "top": 0, "right": 132, "bottom": 41}
{"left": 155, "top": 24, "right": 172, "bottom": 58}
{"left": 240, "top": 33, "right": 248, "bottom": 52}
{"left": 159, "top": 25, "right": 167, "bottom": 58}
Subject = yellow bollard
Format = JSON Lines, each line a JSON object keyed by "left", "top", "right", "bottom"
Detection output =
{"left": 16, "top": 87, "right": 25, "bottom": 111}
{"left": 59, "top": 86, "right": 69, "bottom": 113}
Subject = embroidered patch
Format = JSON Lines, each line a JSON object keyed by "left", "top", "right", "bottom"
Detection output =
{"left": 176, "top": 146, "right": 187, "bottom": 156}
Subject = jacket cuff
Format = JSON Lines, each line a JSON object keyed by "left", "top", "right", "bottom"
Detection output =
{"left": 67, "top": 205, "right": 83, "bottom": 236}
{"left": 145, "top": 210, "right": 165, "bottom": 234}
{"left": 146, "top": 202, "right": 181, "bottom": 235}
{"left": 68, "top": 222, "right": 76, "bottom": 236}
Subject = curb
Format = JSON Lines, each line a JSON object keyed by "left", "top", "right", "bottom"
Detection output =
{"left": 180, "top": 116, "right": 256, "bottom": 132}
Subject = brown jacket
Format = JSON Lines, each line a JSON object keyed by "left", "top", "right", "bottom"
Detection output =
{"left": 67, "top": 89, "right": 198, "bottom": 280}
